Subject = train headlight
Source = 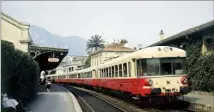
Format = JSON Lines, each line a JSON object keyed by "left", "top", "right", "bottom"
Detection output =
{"left": 181, "top": 76, "right": 188, "bottom": 84}
{"left": 146, "top": 79, "right": 153, "bottom": 86}
{"left": 148, "top": 79, "right": 153, "bottom": 85}
{"left": 183, "top": 78, "right": 188, "bottom": 84}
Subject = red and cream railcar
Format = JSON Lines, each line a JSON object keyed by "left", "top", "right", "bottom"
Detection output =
{"left": 65, "top": 71, "right": 82, "bottom": 84}
{"left": 80, "top": 66, "right": 98, "bottom": 87}
{"left": 96, "top": 46, "right": 191, "bottom": 98}
{"left": 53, "top": 73, "right": 67, "bottom": 83}
{"left": 47, "top": 46, "right": 191, "bottom": 103}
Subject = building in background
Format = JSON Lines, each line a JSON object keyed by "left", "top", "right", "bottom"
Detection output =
{"left": 50, "top": 56, "right": 87, "bottom": 74}
{"left": 90, "top": 41, "right": 135, "bottom": 67}
{"left": 1, "top": 12, "right": 33, "bottom": 52}
{"left": 148, "top": 20, "right": 214, "bottom": 54}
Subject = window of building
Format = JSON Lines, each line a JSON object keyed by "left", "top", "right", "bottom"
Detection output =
{"left": 123, "top": 63, "right": 127, "bottom": 77}
{"left": 69, "top": 67, "right": 72, "bottom": 72}
{"left": 119, "top": 64, "right": 122, "bottom": 77}
{"left": 207, "top": 38, "right": 214, "bottom": 51}
{"left": 115, "top": 65, "right": 118, "bottom": 77}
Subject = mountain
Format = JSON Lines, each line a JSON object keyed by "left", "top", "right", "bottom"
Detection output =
{"left": 29, "top": 25, "right": 87, "bottom": 56}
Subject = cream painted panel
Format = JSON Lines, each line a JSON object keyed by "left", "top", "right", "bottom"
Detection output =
{"left": 147, "top": 75, "right": 186, "bottom": 93}
{"left": 1, "top": 19, "right": 29, "bottom": 52}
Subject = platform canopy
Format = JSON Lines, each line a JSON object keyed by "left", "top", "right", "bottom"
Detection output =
{"left": 28, "top": 45, "right": 69, "bottom": 71}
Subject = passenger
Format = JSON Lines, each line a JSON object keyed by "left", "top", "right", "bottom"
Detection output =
{"left": 45, "top": 77, "right": 52, "bottom": 92}
{"left": 2, "top": 93, "right": 18, "bottom": 111}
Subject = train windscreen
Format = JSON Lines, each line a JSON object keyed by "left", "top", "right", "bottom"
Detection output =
{"left": 137, "top": 57, "right": 186, "bottom": 76}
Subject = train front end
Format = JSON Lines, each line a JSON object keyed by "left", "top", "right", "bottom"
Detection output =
{"left": 135, "top": 46, "right": 191, "bottom": 103}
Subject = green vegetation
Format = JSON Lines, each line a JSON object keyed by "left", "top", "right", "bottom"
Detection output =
{"left": 85, "top": 34, "right": 105, "bottom": 68}
{"left": 84, "top": 55, "right": 91, "bottom": 68}
{"left": 1, "top": 40, "right": 40, "bottom": 107}
{"left": 185, "top": 40, "right": 214, "bottom": 92}
{"left": 86, "top": 34, "right": 105, "bottom": 52}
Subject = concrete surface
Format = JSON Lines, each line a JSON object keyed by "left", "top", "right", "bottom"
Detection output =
{"left": 179, "top": 93, "right": 214, "bottom": 112}
{"left": 28, "top": 84, "right": 82, "bottom": 112}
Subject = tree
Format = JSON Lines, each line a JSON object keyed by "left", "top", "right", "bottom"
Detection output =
{"left": 84, "top": 56, "right": 91, "bottom": 68}
{"left": 1, "top": 40, "right": 40, "bottom": 106}
{"left": 86, "top": 35, "right": 105, "bottom": 52}
{"left": 120, "top": 39, "right": 128, "bottom": 46}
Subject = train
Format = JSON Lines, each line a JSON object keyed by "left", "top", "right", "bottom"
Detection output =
{"left": 46, "top": 46, "right": 191, "bottom": 105}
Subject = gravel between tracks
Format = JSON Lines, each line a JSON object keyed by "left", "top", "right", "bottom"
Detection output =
{"left": 64, "top": 85, "right": 162, "bottom": 112}
{"left": 64, "top": 85, "right": 125, "bottom": 112}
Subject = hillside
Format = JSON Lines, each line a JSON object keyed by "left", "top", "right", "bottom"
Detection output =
{"left": 29, "top": 25, "right": 87, "bottom": 56}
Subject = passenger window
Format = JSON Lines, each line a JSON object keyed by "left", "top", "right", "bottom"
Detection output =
{"left": 103, "top": 68, "right": 105, "bottom": 77}
{"left": 119, "top": 64, "right": 122, "bottom": 77}
{"left": 106, "top": 68, "right": 108, "bottom": 78}
{"left": 109, "top": 67, "right": 111, "bottom": 77}
{"left": 111, "top": 66, "right": 114, "bottom": 77}
{"left": 90, "top": 71, "right": 92, "bottom": 78}
{"left": 123, "top": 63, "right": 127, "bottom": 77}
{"left": 102, "top": 69, "right": 104, "bottom": 78}
{"left": 128, "top": 62, "right": 131, "bottom": 77}
{"left": 115, "top": 65, "right": 118, "bottom": 77}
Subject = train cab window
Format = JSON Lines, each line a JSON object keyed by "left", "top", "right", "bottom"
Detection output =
{"left": 78, "top": 74, "right": 80, "bottom": 78}
{"left": 146, "top": 59, "right": 159, "bottom": 76}
{"left": 160, "top": 58, "right": 186, "bottom": 75}
{"left": 137, "top": 59, "right": 147, "bottom": 76}
{"left": 128, "top": 62, "right": 131, "bottom": 77}
{"left": 109, "top": 67, "right": 112, "bottom": 77}
{"left": 115, "top": 65, "right": 118, "bottom": 77}
{"left": 160, "top": 59, "right": 172, "bottom": 75}
{"left": 111, "top": 66, "right": 115, "bottom": 77}
{"left": 123, "top": 63, "right": 127, "bottom": 77}
{"left": 119, "top": 64, "right": 122, "bottom": 77}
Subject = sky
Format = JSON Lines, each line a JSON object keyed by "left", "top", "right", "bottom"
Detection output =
{"left": 2, "top": 1, "right": 214, "bottom": 48}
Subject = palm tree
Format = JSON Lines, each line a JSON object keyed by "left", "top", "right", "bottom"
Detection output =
{"left": 86, "top": 35, "right": 105, "bottom": 52}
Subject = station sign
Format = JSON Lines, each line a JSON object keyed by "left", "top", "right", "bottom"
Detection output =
{"left": 48, "top": 58, "right": 59, "bottom": 62}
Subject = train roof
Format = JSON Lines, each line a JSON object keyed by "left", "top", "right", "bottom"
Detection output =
{"left": 76, "top": 66, "right": 97, "bottom": 73}
{"left": 98, "top": 46, "right": 186, "bottom": 68}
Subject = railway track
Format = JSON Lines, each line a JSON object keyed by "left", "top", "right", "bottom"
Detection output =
{"left": 64, "top": 85, "right": 125, "bottom": 112}
{"left": 63, "top": 84, "right": 197, "bottom": 112}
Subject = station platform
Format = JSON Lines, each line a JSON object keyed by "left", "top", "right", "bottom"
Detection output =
{"left": 27, "top": 84, "right": 82, "bottom": 112}
{"left": 180, "top": 92, "right": 214, "bottom": 112}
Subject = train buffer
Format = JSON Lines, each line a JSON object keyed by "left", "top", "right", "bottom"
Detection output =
{"left": 27, "top": 84, "right": 82, "bottom": 112}
{"left": 179, "top": 92, "right": 214, "bottom": 112}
